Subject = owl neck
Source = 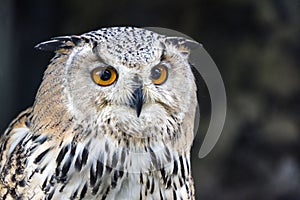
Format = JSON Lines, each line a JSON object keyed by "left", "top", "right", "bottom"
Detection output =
{"left": 30, "top": 54, "right": 73, "bottom": 133}
{"left": 65, "top": 113, "right": 194, "bottom": 174}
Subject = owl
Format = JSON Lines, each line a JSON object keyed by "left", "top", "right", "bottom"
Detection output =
{"left": 0, "top": 27, "right": 198, "bottom": 199}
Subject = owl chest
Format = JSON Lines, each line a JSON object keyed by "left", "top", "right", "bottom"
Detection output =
{"left": 29, "top": 166, "right": 164, "bottom": 200}
{"left": 3, "top": 129, "right": 192, "bottom": 199}
{"left": 25, "top": 136, "right": 168, "bottom": 199}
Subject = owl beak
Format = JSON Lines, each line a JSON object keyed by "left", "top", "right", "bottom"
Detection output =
{"left": 130, "top": 86, "right": 144, "bottom": 117}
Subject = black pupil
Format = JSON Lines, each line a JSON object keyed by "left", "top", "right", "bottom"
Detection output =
{"left": 100, "top": 69, "right": 112, "bottom": 81}
{"left": 151, "top": 67, "right": 161, "bottom": 80}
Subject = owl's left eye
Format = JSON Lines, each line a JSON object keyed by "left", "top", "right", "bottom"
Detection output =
{"left": 91, "top": 66, "right": 118, "bottom": 86}
{"left": 150, "top": 64, "right": 168, "bottom": 85}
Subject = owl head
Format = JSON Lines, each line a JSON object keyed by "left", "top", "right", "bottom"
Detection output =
{"left": 33, "top": 27, "right": 198, "bottom": 146}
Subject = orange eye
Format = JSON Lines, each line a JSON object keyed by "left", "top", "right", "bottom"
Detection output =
{"left": 91, "top": 66, "right": 118, "bottom": 86}
{"left": 150, "top": 64, "right": 168, "bottom": 85}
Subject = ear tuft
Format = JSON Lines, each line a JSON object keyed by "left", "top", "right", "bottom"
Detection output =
{"left": 165, "top": 37, "right": 202, "bottom": 56}
{"left": 34, "top": 35, "right": 83, "bottom": 52}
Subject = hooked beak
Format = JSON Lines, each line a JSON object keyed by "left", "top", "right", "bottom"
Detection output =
{"left": 130, "top": 86, "right": 144, "bottom": 117}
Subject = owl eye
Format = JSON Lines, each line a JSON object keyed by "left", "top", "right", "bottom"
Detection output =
{"left": 91, "top": 66, "right": 118, "bottom": 86}
{"left": 150, "top": 64, "right": 168, "bottom": 85}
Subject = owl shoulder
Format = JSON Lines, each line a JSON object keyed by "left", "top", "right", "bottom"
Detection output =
{"left": 0, "top": 108, "right": 32, "bottom": 172}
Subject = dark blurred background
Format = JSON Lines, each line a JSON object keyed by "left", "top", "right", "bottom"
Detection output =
{"left": 1, "top": 0, "right": 300, "bottom": 199}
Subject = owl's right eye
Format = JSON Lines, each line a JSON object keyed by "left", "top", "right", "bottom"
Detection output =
{"left": 91, "top": 66, "right": 118, "bottom": 86}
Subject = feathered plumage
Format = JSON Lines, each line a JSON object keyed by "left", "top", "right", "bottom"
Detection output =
{"left": 0, "top": 27, "right": 198, "bottom": 199}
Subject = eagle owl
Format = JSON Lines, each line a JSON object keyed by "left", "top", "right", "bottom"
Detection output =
{"left": 0, "top": 27, "right": 198, "bottom": 199}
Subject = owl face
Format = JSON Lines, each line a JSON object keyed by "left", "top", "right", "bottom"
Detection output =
{"left": 42, "top": 27, "right": 197, "bottom": 138}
